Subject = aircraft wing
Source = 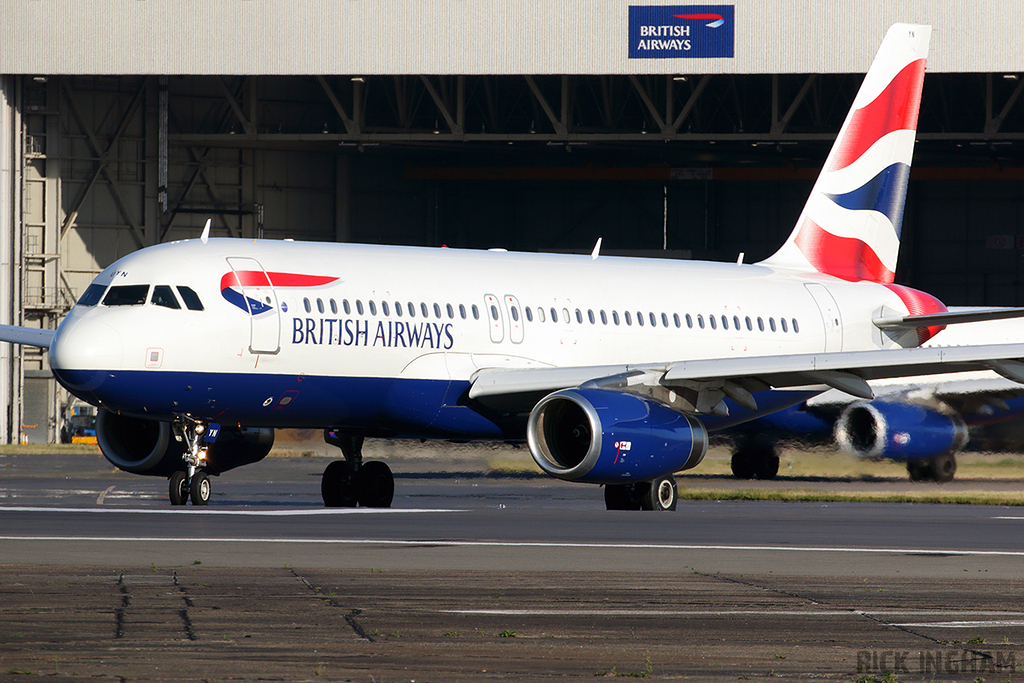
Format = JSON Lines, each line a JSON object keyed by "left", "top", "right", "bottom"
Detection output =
{"left": 469, "top": 342, "right": 1024, "bottom": 414}
{"left": 0, "top": 324, "right": 55, "bottom": 349}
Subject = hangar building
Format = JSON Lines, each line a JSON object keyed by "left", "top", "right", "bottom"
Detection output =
{"left": 2, "top": 1, "right": 1024, "bottom": 443}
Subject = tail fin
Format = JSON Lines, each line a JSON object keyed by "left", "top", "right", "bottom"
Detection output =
{"left": 759, "top": 24, "right": 931, "bottom": 283}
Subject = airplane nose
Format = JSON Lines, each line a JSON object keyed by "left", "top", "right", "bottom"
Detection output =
{"left": 50, "top": 316, "right": 123, "bottom": 392}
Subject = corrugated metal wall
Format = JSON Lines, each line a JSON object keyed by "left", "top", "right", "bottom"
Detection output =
{"left": 2, "top": 1, "right": 1024, "bottom": 75}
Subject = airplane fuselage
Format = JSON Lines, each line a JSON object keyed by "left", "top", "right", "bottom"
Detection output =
{"left": 49, "top": 238, "right": 929, "bottom": 439}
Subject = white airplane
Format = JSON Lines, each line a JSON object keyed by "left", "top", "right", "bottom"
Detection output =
{"left": 6, "top": 23, "right": 1024, "bottom": 510}
{"left": 728, "top": 313, "right": 1024, "bottom": 483}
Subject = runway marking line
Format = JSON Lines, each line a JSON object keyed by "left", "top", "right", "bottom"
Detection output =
{"left": 0, "top": 506, "right": 464, "bottom": 516}
{"left": 95, "top": 486, "right": 116, "bottom": 505}
{"left": 894, "top": 620, "right": 1024, "bottom": 628}
{"left": 442, "top": 609, "right": 1024, "bottom": 618}
{"left": 1, "top": 534, "right": 1023, "bottom": 557}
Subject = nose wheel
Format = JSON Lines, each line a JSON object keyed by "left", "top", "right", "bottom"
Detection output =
{"left": 168, "top": 416, "right": 214, "bottom": 506}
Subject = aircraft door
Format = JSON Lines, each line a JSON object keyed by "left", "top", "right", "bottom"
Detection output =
{"left": 804, "top": 283, "right": 842, "bottom": 352}
{"left": 484, "top": 294, "right": 504, "bottom": 343}
{"left": 503, "top": 295, "right": 524, "bottom": 344}
{"left": 226, "top": 257, "right": 281, "bottom": 354}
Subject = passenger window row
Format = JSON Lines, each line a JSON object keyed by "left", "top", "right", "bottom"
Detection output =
{"left": 303, "top": 297, "right": 799, "bottom": 335}
{"left": 305, "top": 297, "right": 482, "bottom": 321}
{"left": 521, "top": 306, "right": 799, "bottom": 335}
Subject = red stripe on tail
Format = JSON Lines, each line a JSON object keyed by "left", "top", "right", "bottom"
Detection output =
{"left": 829, "top": 59, "right": 926, "bottom": 172}
{"left": 793, "top": 218, "right": 895, "bottom": 284}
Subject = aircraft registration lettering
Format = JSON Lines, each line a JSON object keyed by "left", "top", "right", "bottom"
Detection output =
{"left": 292, "top": 317, "right": 454, "bottom": 350}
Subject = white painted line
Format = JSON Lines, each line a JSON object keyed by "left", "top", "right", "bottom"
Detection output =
{"left": 894, "top": 620, "right": 1024, "bottom": 628}
{"left": 0, "top": 536, "right": 1022, "bottom": 557}
{"left": 992, "top": 516, "right": 1024, "bottom": 520}
{"left": 0, "top": 506, "right": 464, "bottom": 516}
{"left": 95, "top": 486, "right": 116, "bottom": 505}
{"left": 442, "top": 609, "right": 1024, "bottom": 618}
{"left": 442, "top": 609, "right": 854, "bottom": 616}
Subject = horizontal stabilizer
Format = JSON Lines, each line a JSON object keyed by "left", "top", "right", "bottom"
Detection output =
{"left": 874, "top": 306, "right": 1024, "bottom": 330}
{"left": 0, "top": 325, "right": 55, "bottom": 349}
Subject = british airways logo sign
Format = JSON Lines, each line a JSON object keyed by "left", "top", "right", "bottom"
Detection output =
{"left": 628, "top": 5, "right": 734, "bottom": 59}
{"left": 221, "top": 271, "right": 337, "bottom": 315}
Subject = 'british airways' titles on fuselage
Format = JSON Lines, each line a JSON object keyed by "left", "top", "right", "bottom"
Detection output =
{"left": 291, "top": 316, "right": 455, "bottom": 350}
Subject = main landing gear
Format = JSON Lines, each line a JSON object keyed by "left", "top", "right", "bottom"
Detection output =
{"left": 168, "top": 416, "right": 213, "bottom": 506}
{"left": 907, "top": 453, "right": 957, "bottom": 483}
{"left": 321, "top": 430, "right": 394, "bottom": 508}
{"left": 730, "top": 437, "right": 780, "bottom": 480}
{"left": 604, "top": 474, "right": 678, "bottom": 511}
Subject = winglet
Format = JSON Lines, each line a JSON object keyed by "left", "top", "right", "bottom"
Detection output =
{"left": 200, "top": 218, "right": 211, "bottom": 244}
{"left": 591, "top": 237, "right": 602, "bottom": 260}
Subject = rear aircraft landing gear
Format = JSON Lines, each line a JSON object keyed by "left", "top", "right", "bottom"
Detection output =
{"left": 604, "top": 475, "right": 678, "bottom": 511}
{"left": 731, "top": 437, "right": 780, "bottom": 480}
{"left": 167, "top": 416, "right": 214, "bottom": 506}
{"left": 321, "top": 430, "right": 394, "bottom": 508}
{"left": 907, "top": 453, "right": 957, "bottom": 483}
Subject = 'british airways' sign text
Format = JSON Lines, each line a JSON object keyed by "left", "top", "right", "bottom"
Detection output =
{"left": 628, "top": 6, "right": 734, "bottom": 59}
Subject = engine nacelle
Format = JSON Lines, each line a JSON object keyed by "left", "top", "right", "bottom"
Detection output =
{"left": 526, "top": 388, "right": 707, "bottom": 484}
{"left": 834, "top": 400, "right": 967, "bottom": 461}
{"left": 96, "top": 409, "right": 275, "bottom": 477}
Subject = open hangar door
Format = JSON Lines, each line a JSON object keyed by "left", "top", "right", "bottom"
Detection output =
{"left": 6, "top": 70, "right": 1024, "bottom": 442}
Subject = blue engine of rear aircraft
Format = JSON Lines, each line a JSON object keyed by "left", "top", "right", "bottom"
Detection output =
{"left": 526, "top": 388, "right": 708, "bottom": 484}
{"left": 834, "top": 400, "right": 968, "bottom": 461}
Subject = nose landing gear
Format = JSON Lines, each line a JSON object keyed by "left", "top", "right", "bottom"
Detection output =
{"left": 167, "top": 416, "right": 214, "bottom": 506}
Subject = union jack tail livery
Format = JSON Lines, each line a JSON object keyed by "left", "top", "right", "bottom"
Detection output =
{"left": 760, "top": 23, "right": 930, "bottom": 284}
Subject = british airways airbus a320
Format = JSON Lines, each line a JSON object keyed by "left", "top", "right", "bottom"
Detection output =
{"left": 7, "top": 24, "right": 1024, "bottom": 510}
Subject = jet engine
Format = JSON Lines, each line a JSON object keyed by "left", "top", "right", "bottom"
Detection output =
{"left": 526, "top": 388, "right": 707, "bottom": 484}
{"left": 834, "top": 400, "right": 967, "bottom": 462}
{"left": 96, "top": 409, "right": 274, "bottom": 477}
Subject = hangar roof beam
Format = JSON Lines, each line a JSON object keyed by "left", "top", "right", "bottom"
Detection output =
{"left": 524, "top": 76, "right": 567, "bottom": 137}
{"left": 985, "top": 73, "right": 1024, "bottom": 136}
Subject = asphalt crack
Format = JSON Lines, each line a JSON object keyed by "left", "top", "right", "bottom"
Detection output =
{"left": 173, "top": 571, "right": 198, "bottom": 641}
{"left": 288, "top": 567, "right": 375, "bottom": 642}
{"left": 114, "top": 572, "right": 130, "bottom": 639}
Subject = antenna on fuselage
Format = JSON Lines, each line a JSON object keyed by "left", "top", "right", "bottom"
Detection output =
{"left": 200, "top": 218, "right": 211, "bottom": 244}
{"left": 591, "top": 237, "right": 602, "bottom": 260}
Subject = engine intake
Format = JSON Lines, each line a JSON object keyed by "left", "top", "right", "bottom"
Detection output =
{"left": 834, "top": 400, "right": 967, "bottom": 461}
{"left": 527, "top": 388, "right": 707, "bottom": 483}
{"left": 96, "top": 409, "right": 274, "bottom": 477}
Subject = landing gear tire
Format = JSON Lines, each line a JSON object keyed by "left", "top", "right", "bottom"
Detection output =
{"left": 907, "top": 454, "right": 957, "bottom": 483}
{"left": 604, "top": 483, "right": 641, "bottom": 511}
{"left": 732, "top": 439, "right": 779, "bottom": 480}
{"left": 169, "top": 471, "right": 188, "bottom": 506}
{"left": 753, "top": 453, "right": 780, "bottom": 480}
{"left": 907, "top": 459, "right": 929, "bottom": 482}
{"left": 190, "top": 471, "right": 211, "bottom": 505}
{"left": 322, "top": 460, "right": 358, "bottom": 507}
{"left": 355, "top": 461, "right": 394, "bottom": 508}
{"left": 930, "top": 453, "right": 957, "bottom": 483}
{"left": 731, "top": 452, "right": 756, "bottom": 480}
{"left": 639, "top": 475, "right": 678, "bottom": 511}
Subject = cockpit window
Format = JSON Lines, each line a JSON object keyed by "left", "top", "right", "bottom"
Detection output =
{"left": 103, "top": 284, "right": 150, "bottom": 306}
{"left": 176, "top": 286, "right": 204, "bottom": 311}
{"left": 77, "top": 283, "right": 107, "bottom": 307}
{"left": 151, "top": 285, "right": 181, "bottom": 309}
